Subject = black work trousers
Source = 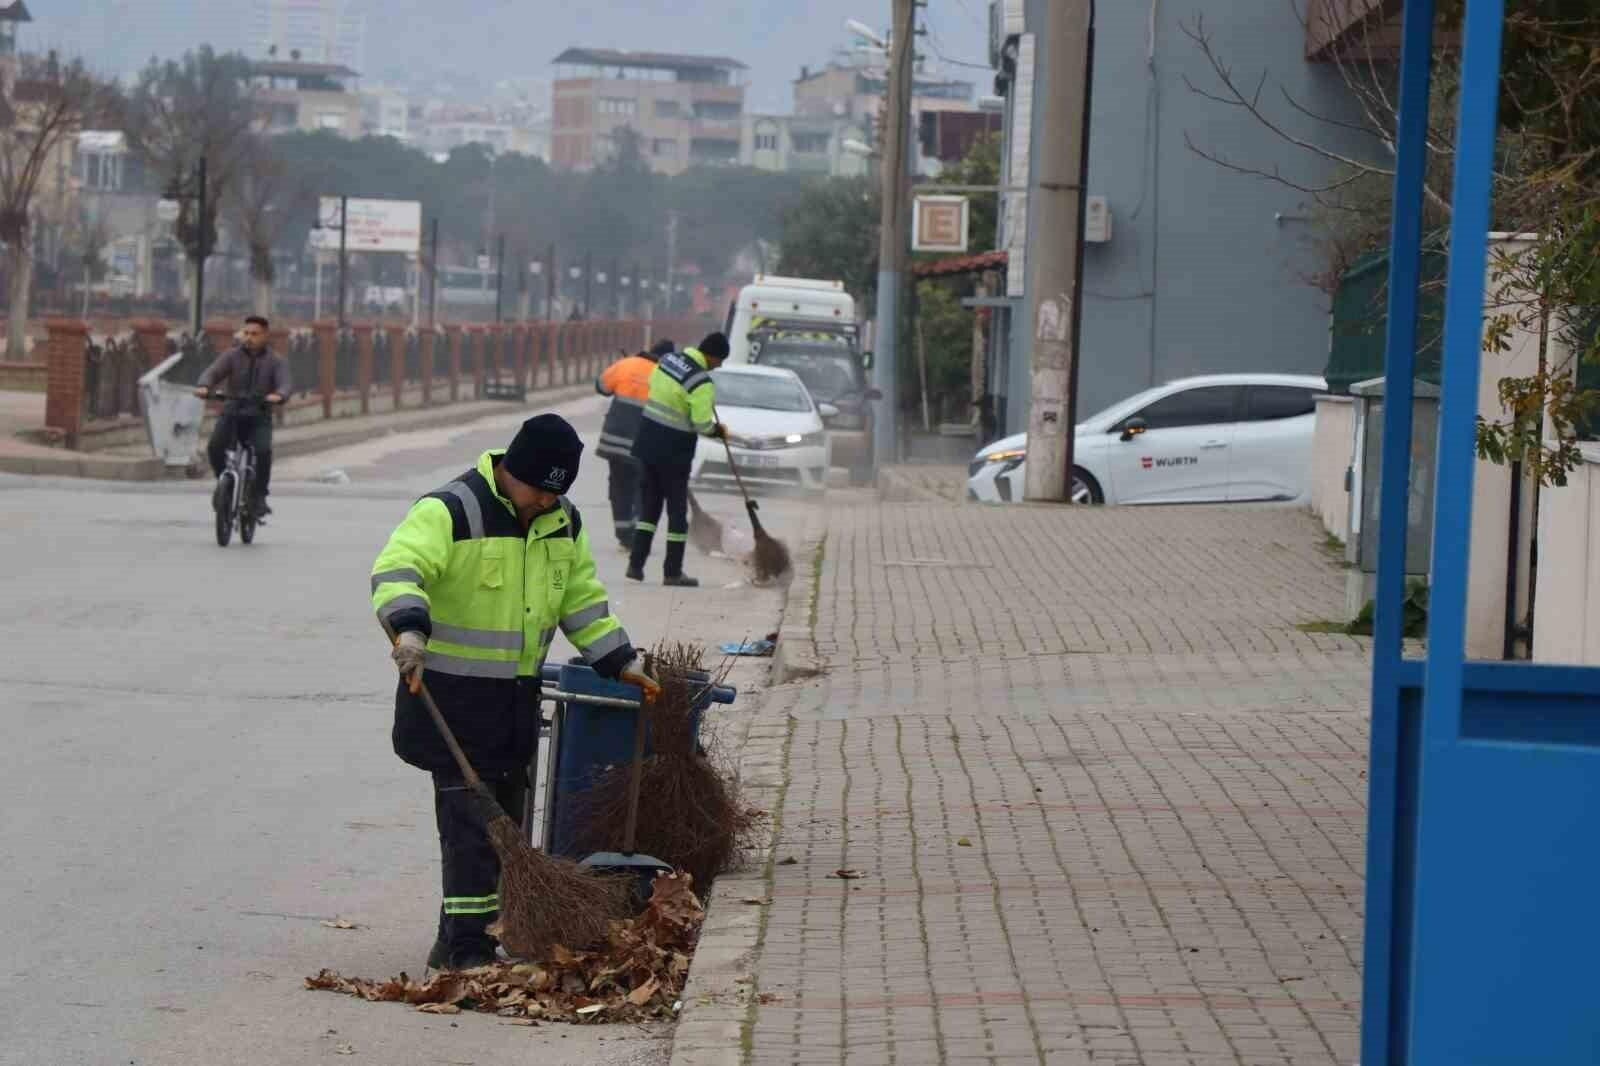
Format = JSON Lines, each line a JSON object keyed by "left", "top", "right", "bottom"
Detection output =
{"left": 207, "top": 414, "right": 274, "bottom": 497}
{"left": 629, "top": 459, "right": 691, "bottom": 578}
{"left": 432, "top": 767, "right": 528, "bottom": 961}
{"left": 606, "top": 456, "right": 641, "bottom": 546}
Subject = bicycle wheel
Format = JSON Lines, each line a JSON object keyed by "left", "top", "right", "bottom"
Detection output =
{"left": 239, "top": 475, "right": 258, "bottom": 545}
{"left": 214, "top": 471, "right": 235, "bottom": 547}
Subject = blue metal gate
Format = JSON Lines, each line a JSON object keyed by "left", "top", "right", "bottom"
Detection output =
{"left": 1362, "top": 0, "right": 1600, "bottom": 1063}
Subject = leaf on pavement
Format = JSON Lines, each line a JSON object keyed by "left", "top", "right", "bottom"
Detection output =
{"left": 832, "top": 868, "right": 865, "bottom": 880}
{"left": 334, "top": 1043, "right": 355, "bottom": 1056}
{"left": 956, "top": 837, "right": 972, "bottom": 847}
{"left": 321, "top": 919, "right": 361, "bottom": 930}
{"left": 304, "top": 871, "right": 707, "bottom": 1026}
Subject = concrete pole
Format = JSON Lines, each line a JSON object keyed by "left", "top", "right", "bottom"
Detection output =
{"left": 871, "top": 0, "right": 914, "bottom": 473}
{"left": 1022, "top": 0, "right": 1095, "bottom": 503}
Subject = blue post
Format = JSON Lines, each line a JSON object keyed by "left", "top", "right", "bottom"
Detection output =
{"left": 1409, "top": 0, "right": 1506, "bottom": 1050}
{"left": 1360, "top": 0, "right": 1435, "bottom": 1057}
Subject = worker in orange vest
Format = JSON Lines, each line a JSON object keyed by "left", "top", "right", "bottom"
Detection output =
{"left": 594, "top": 339, "right": 672, "bottom": 549}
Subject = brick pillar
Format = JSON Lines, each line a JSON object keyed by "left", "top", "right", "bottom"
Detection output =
{"left": 44, "top": 318, "right": 90, "bottom": 448}
{"left": 203, "top": 320, "right": 236, "bottom": 354}
{"left": 313, "top": 321, "right": 336, "bottom": 419}
{"left": 352, "top": 322, "right": 374, "bottom": 415}
{"left": 517, "top": 325, "right": 532, "bottom": 392}
{"left": 420, "top": 329, "right": 436, "bottom": 406}
{"left": 387, "top": 324, "right": 406, "bottom": 410}
{"left": 129, "top": 318, "right": 169, "bottom": 370}
{"left": 448, "top": 325, "right": 462, "bottom": 403}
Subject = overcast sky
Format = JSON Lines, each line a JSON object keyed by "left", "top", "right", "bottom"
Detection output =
{"left": 31, "top": 1, "right": 993, "bottom": 113}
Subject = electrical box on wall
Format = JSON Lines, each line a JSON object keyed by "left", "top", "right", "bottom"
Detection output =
{"left": 1084, "top": 196, "right": 1112, "bottom": 243}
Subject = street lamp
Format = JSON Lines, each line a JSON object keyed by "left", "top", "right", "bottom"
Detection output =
{"left": 845, "top": 18, "right": 887, "bottom": 49}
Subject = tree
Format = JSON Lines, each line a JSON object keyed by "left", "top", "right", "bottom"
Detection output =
{"left": 1182, "top": 2, "right": 1600, "bottom": 486}
{"left": 0, "top": 54, "right": 115, "bottom": 357}
{"left": 225, "top": 135, "right": 310, "bottom": 315}
{"left": 775, "top": 177, "right": 881, "bottom": 305}
{"left": 123, "top": 47, "right": 257, "bottom": 325}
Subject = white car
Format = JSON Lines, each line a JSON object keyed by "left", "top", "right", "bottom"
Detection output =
{"left": 967, "top": 373, "right": 1326, "bottom": 505}
{"left": 691, "top": 364, "right": 832, "bottom": 494}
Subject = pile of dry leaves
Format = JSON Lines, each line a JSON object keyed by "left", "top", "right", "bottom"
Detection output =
{"left": 306, "top": 872, "right": 703, "bottom": 1025}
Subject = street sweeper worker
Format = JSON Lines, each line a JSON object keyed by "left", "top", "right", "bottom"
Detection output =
{"left": 627, "top": 331, "right": 730, "bottom": 587}
{"left": 370, "top": 413, "right": 660, "bottom": 971}
{"left": 593, "top": 338, "right": 671, "bottom": 550}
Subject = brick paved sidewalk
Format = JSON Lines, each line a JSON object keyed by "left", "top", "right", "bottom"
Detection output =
{"left": 675, "top": 498, "right": 1371, "bottom": 1066}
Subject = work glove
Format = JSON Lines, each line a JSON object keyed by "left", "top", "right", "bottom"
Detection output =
{"left": 712, "top": 422, "right": 729, "bottom": 440}
{"left": 392, "top": 630, "right": 427, "bottom": 692}
{"left": 620, "top": 656, "right": 661, "bottom": 702}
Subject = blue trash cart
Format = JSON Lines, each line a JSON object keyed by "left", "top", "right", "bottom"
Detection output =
{"left": 534, "top": 661, "right": 737, "bottom": 861}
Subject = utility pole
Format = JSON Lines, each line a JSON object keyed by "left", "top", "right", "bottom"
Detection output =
{"left": 494, "top": 233, "right": 506, "bottom": 323}
{"left": 1021, "top": 0, "right": 1095, "bottom": 503}
{"left": 337, "top": 194, "right": 349, "bottom": 329}
{"left": 427, "top": 218, "right": 440, "bottom": 328}
{"left": 583, "top": 251, "right": 593, "bottom": 317}
{"left": 871, "top": 0, "right": 914, "bottom": 473}
{"left": 545, "top": 243, "right": 556, "bottom": 322}
{"left": 664, "top": 211, "right": 678, "bottom": 315}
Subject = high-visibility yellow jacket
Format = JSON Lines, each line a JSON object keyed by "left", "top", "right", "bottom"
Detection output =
{"left": 632, "top": 347, "right": 716, "bottom": 466}
{"left": 371, "top": 449, "right": 633, "bottom": 772}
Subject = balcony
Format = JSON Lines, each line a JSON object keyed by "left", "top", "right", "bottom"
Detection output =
{"left": 1305, "top": 0, "right": 1402, "bottom": 60}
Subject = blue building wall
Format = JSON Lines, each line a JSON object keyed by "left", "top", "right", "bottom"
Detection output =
{"left": 1004, "top": 0, "right": 1374, "bottom": 434}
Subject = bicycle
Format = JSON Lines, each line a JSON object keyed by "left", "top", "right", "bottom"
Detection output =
{"left": 200, "top": 391, "right": 282, "bottom": 548}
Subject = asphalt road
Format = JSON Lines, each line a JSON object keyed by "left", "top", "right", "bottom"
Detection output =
{"left": 0, "top": 394, "right": 799, "bottom": 1066}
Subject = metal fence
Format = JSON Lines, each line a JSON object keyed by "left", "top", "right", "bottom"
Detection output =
{"left": 82, "top": 335, "right": 143, "bottom": 421}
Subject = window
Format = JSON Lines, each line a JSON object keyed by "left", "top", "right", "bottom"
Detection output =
{"left": 653, "top": 99, "right": 682, "bottom": 118}
{"left": 317, "top": 112, "right": 345, "bottom": 130}
{"left": 599, "top": 97, "right": 637, "bottom": 116}
{"left": 1244, "top": 385, "right": 1319, "bottom": 421}
{"left": 653, "top": 138, "right": 678, "bottom": 158}
{"left": 755, "top": 132, "right": 778, "bottom": 151}
{"left": 1123, "top": 386, "right": 1242, "bottom": 431}
{"left": 693, "top": 101, "right": 741, "bottom": 121}
{"left": 791, "top": 132, "right": 831, "bottom": 154}
{"left": 711, "top": 370, "right": 812, "bottom": 412}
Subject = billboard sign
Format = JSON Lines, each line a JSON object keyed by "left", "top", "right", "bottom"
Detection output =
{"left": 310, "top": 197, "right": 422, "bottom": 254}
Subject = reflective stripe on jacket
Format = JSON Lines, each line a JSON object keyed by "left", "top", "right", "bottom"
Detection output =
{"left": 594, "top": 353, "right": 656, "bottom": 459}
{"left": 632, "top": 347, "right": 716, "bottom": 467}
{"left": 371, "top": 450, "right": 633, "bottom": 772}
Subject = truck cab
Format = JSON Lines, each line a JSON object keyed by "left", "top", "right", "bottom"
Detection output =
{"left": 724, "top": 276, "right": 856, "bottom": 365}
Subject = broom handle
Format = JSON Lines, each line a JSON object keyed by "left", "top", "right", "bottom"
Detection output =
{"left": 622, "top": 700, "right": 647, "bottom": 856}
{"left": 381, "top": 621, "right": 493, "bottom": 801}
{"left": 712, "top": 404, "right": 761, "bottom": 520}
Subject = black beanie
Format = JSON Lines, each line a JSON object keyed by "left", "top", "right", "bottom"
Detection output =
{"left": 503, "top": 413, "right": 583, "bottom": 494}
{"left": 650, "top": 338, "right": 675, "bottom": 358}
{"left": 699, "top": 331, "right": 730, "bottom": 360}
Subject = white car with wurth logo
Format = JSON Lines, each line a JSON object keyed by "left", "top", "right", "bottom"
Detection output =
{"left": 966, "top": 373, "right": 1326, "bottom": 505}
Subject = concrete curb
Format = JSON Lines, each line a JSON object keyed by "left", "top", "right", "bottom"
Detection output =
{"left": 0, "top": 384, "right": 596, "bottom": 483}
{"left": 668, "top": 534, "right": 825, "bottom": 1066}
{"left": 768, "top": 533, "right": 826, "bottom": 684}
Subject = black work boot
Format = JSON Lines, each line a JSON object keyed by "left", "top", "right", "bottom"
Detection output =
{"left": 663, "top": 539, "right": 698, "bottom": 587}
{"left": 627, "top": 529, "right": 654, "bottom": 581}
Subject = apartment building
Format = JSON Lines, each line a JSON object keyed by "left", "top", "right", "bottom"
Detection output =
{"left": 550, "top": 48, "right": 747, "bottom": 175}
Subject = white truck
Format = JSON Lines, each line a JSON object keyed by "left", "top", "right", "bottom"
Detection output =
{"left": 723, "top": 275, "right": 856, "bottom": 365}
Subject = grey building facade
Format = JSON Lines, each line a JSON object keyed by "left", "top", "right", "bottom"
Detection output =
{"left": 991, "top": 0, "right": 1371, "bottom": 437}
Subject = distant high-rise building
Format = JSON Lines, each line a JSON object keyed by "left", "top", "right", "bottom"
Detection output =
{"left": 246, "top": 0, "right": 365, "bottom": 74}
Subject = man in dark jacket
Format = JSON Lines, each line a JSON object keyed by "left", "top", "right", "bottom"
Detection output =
{"left": 194, "top": 315, "right": 290, "bottom": 514}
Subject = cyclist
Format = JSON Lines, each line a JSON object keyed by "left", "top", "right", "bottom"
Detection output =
{"left": 194, "top": 315, "right": 290, "bottom": 516}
